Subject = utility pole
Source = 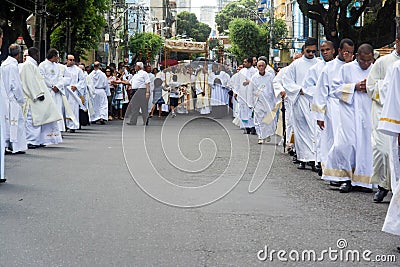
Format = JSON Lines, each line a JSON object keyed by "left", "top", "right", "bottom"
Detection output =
{"left": 269, "top": 0, "right": 274, "bottom": 65}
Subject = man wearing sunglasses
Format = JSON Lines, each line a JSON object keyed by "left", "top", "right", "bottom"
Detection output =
{"left": 282, "top": 37, "right": 319, "bottom": 170}
{"left": 303, "top": 41, "right": 335, "bottom": 172}
{"left": 323, "top": 43, "right": 375, "bottom": 193}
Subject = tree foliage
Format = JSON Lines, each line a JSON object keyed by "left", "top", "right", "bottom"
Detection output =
{"left": 48, "top": 0, "right": 108, "bottom": 60}
{"left": 228, "top": 18, "right": 268, "bottom": 60}
{"left": 228, "top": 17, "right": 287, "bottom": 60}
{"left": 0, "top": 0, "right": 108, "bottom": 61}
{"left": 176, "top": 11, "right": 211, "bottom": 42}
{"left": 297, "top": 0, "right": 396, "bottom": 48}
{"left": 215, "top": 0, "right": 257, "bottom": 34}
{"left": 128, "top": 32, "right": 163, "bottom": 63}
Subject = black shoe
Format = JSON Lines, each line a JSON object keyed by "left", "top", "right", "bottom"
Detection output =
{"left": 373, "top": 186, "right": 389, "bottom": 202}
{"left": 250, "top": 127, "right": 257, "bottom": 135}
{"left": 292, "top": 156, "right": 299, "bottom": 164}
{"left": 330, "top": 181, "right": 341, "bottom": 187}
{"left": 27, "top": 144, "right": 39, "bottom": 149}
{"left": 69, "top": 129, "right": 76, "bottom": 133}
{"left": 312, "top": 164, "right": 321, "bottom": 173}
{"left": 0, "top": 178, "right": 6, "bottom": 183}
{"left": 297, "top": 162, "right": 306, "bottom": 169}
{"left": 245, "top": 128, "right": 251, "bottom": 134}
{"left": 339, "top": 181, "right": 352, "bottom": 193}
{"left": 13, "top": 151, "right": 26, "bottom": 155}
{"left": 100, "top": 120, "right": 105, "bottom": 125}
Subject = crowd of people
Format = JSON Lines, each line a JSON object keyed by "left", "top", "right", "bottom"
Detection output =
{"left": 1, "top": 26, "right": 400, "bottom": 243}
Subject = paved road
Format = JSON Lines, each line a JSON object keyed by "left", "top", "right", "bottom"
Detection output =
{"left": 0, "top": 114, "right": 398, "bottom": 266}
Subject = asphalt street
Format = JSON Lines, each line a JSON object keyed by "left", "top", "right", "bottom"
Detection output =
{"left": 1, "top": 114, "right": 399, "bottom": 266}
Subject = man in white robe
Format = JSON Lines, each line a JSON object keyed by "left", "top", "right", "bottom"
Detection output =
{"left": 377, "top": 60, "right": 400, "bottom": 237}
{"left": 195, "top": 65, "right": 212, "bottom": 115}
{"left": 0, "top": 27, "right": 6, "bottom": 182}
{"left": 79, "top": 64, "right": 95, "bottom": 121}
{"left": 209, "top": 63, "right": 231, "bottom": 118}
{"left": 230, "top": 64, "right": 243, "bottom": 125}
{"left": 38, "top": 49, "right": 66, "bottom": 132}
{"left": 209, "top": 63, "right": 230, "bottom": 106}
{"left": 273, "top": 53, "right": 303, "bottom": 151}
{"left": 89, "top": 61, "right": 111, "bottom": 124}
{"left": 312, "top": 39, "right": 355, "bottom": 179}
{"left": 366, "top": 36, "right": 400, "bottom": 202}
{"left": 323, "top": 44, "right": 375, "bottom": 193}
{"left": 237, "top": 57, "right": 257, "bottom": 134}
{"left": 0, "top": 74, "right": 6, "bottom": 182}
{"left": 249, "top": 60, "right": 284, "bottom": 144}
{"left": 64, "top": 54, "right": 85, "bottom": 132}
{"left": 20, "top": 47, "right": 62, "bottom": 147}
{"left": 1, "top": 44, "right": 27, "bottom": 154}
{"left": 303, "top": 41, "right": 335, "bottom": 171}
{"left": 282, "top": 37, "right": 319, "bottom": 169}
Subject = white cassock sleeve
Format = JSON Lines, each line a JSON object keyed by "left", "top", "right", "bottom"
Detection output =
{"left": 302, "top": 64, "right": 319, "bottom": 99}
{"left": 282, "top": 61, "right": 302, "bottom": 101}
{"left": 312, "top": 66, "right": 330, "bottom": 121}
{"left": 332, "top": 65, "right": 356, "bottom": 105}
{"left": 272, "top": 68, "right": 286, "bottom": 98}
{"left": 366, "top": 59, "right": 384, "bottom": 105}
{"left": 378, "top": 63, "right": 400, "bottom": 135}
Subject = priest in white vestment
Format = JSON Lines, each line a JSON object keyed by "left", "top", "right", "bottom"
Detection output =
{"left": 312, "top": 39, "right": 355, "bottom": 177}
{"left": 0, "top": 65, "right": 7, "bottom": 182}
{"left": 249, "top": 60, "right": 284, "bottom": 144}
{"left": 237, "top": 57, "right": 257, "bottom": 133}
{"left": 195, "top": 66, "right": 211, "bottom": 115}
{"left": 302, "top": 41, "right": 335, "bottom": 170}
{"left": 1, "top": 44, "right": 27, "bottom": 154}
{"left": 38, "top": 49, "right": 67, "bottom": 132}
{"left": 366, "top": 38, "right": 400, "bottom": 202}
{"left": 377, "top": 60, "right": 400, "bottom": 237}
{"left": 0, "top": 28, "right": 6, "bottom": 182}
{"left": 63, "top": 55, "right": 85, "bottom": 131}
{"left": 89, "top": 61, "right": 111, "bottom": 124}
{"left": 282, "top": 37, "right": 319, "bottom": 169}
{"left": 229, "top": 65, "right": 243, "bottom": 125}
{"left": 20, "top": 47, "right": 63, "bottom": 147}
{"left": 209, "top": 63, "right": 231, "bottom": 106}
{"left": 323, "top": 44, "right": 375, "bottom": 193}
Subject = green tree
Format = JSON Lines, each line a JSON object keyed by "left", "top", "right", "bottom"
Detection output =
{"left": 176, "top": 11, "right": 211, "bottom": 42}
{"left": 297, "top": 0, "right": 396, "bottom": 48}
{"left": 228, "top": 18, "right": 287, "bottom": 60}
{"left": 215, "top": 0, "right": 257, "bottom": 34}
{"left": 0, "top": 0, "right": 109, "bottom": 61}
{"left": 128, "top": 32, "right": 163, "bottom": 64}
{"left": 228, "top": 18, "right": 268, "bottom": 60}
{"left": 47, "top": 0, "right": 108, "bottom": 60}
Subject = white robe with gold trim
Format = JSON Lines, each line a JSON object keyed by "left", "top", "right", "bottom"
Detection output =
{"left": 312, "top": 58, "right": 346, "bottom": 166}
{"left": 323, "top": 60, "right": 373, "bottom": 188}
{"left": 282, "top": 56, "right": 319, "bottom": 162}
{"left": 377, "top": 60, "right": 400, "bottom": 236}
{"left": 20, "top": 56, "right": 62, "bottom": 145}
{"left": 366, "top": 51, "right": 400, "bottom": 190}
